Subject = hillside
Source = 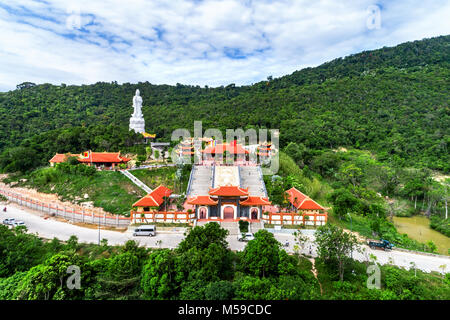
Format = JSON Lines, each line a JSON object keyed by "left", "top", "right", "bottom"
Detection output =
{"left": 0, "top": 35, "right": 448, "bottom": 172}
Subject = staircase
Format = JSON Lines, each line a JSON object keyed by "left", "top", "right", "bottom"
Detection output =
{"left": 249, "top": 220, "right": 264, "bottom": 233}
{"left": 239, "top": 166, "right": 267, "bottom": 197}
{"left": 187, "top": 165, "right": 213, "bottom": 196}
{"left": 220, "top": 221, "right": 240, "bottom": 235}
{"left": 121, "top": 170, "right": 152, "bottom": 194}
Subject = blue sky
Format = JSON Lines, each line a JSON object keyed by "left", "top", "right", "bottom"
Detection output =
{"left": 0, "top": 0, "right": 449, "bottom": 91}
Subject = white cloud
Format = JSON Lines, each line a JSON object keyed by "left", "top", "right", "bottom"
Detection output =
{"left": 0, "top": 0, "right": 449, "bottom": 91}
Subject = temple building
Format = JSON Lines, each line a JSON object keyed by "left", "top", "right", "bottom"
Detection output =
{"left": 132, "top": 185, "right": 173, "bottom": 212}
{"left": 129, "top": 138, "right": 327, "bottom": 226}
{"left": 49, "top": 151, "right": 130, "bottom": 170}
{"left": 286, "top": 187, "right": 325, "bottom": 213}
{"left": 201, "top": 141, "right": 250, "bottom": 164}
{"left": 49, "top": 153, "right": 80, "bottom": 166}
{"left": 187, "top": 185, "right": 271, "bottom": 220}
{"left": 257, "top": 141, "right": 272, "bottom": 160}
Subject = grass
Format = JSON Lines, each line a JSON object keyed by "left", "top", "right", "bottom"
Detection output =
{"left": 315, "top": 257, "right": 450, "bottom": 299}
{"left": 3, "top": 165, "right": 191, "bottom": 216}
{"left": 5, "top": 167, "right": 146, "bottom": 215}
{"left": 131, "top": 167, "right": 190, "bottom": 194}
{"left": 329, "top": 211, "right": 449, "bottom": 255}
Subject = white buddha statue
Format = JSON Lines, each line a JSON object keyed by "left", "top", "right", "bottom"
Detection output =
{"left": 129, "top": 89, "right": 145, "bottom": 134}
{"left": 132, "top": 89, "right": 143, "bottom": 118}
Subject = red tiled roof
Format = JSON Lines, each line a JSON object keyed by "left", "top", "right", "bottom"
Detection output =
{"left": 286, "top": 187, "right": 308, "bottom": 208}
{"left": 201, "top": 143, "right": 249, "bottom": 154}
{"left": 299, "top": 199, "right": 324, "bottom": 210}
{"left": 240, "top": 196, "right": 271, "bottom": 206}
{"left": 209, "top": 185, "right": 249, "bottom": 197}
{"left": 49, "top": 154, "right": 67, "bottom": 163}
{"left": 286, "top": 187, "right": 324, "bottom": 210}
{"left": 133, "top": 185, "right": 172, "bottom": 207}
{"left": 49, "top": 153, "right": 80, "bottom": 163}
{"left": 77, "top": 151, "right": 130, "bottom": 163}
{"left": 187, "top": 196, "right": 218, "bottom": 205}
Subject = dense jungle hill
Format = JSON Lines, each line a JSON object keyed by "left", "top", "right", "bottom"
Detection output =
{"left": 0, "top": 35, "right": 449, "bottom": 172}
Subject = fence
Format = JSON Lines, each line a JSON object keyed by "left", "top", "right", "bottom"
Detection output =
{"left": 262, "top": 211, "right": 328, "bottom": 226}
{"left": 0, "top": 188, "right": 131, "bottom": 228}
{"left": 130, "top": 210, "right": 196, "bottom": 224}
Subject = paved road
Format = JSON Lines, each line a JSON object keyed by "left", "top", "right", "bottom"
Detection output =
{"left": 2, "top": 204, "right": 449, "bottom": 274}
{"left": 2, "top": 204, "right": 184, "bottom": 249}
{"left": 272, "top": 233, "right": 449, "bottom": 274}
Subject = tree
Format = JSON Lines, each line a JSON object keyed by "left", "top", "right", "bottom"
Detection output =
{"left": 14, "top": 253, "right": 93, "bottom": 300}
{"left": 314, "top": 224, "right": 358, "bottom": 281}
{"left": 0, "top": 225, "right": 48, "bottom": 278}
{"left": 328, "top": 188, "right": 358, "bottom": 218}
{"left": 233, "top": 275, "right": 273, "bottom": 299}
{"left": 177, "top": 222, "right": 229, "bottom": 253}
{"left": 284, "top": 142, "right": 308, "bottom": 167}
{"left": 175, "top": 223, "right": 234, "bottom": 284}
{"left": 95, "top": 252, "right": 142, "bottom": 299}
{"left": 338, "top": 163, "right": 363, "bottom": 187}
{"left": 141, "top": 249, "right": 178, "bottom": 299}
{"left": 240, "top": 229, "right": 294, "bottom": 278}
{"left": 238, "top": 220, "right": 249, "bottom": 233}
{"left": 204, "top": 280, "right": 235, "bottom": 300}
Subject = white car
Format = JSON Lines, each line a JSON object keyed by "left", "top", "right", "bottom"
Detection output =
{"left": 2, "top": 218, "right": 15, "bottom": 225}
{"left": 237, "top": 232, "right": 255, "bottom": 242}
{"left": 12, "top": 220, "right": 26, "bottom": 228}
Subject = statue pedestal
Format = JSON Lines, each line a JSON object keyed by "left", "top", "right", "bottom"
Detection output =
{"left": 129, "top": 116, "right": 145, "bottom": 134}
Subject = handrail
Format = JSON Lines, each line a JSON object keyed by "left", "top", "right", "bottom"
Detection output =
{"left": 211, "top": 164, "right": 215, "bottom": 189}
{"left": 186, "top": 165, "right": 195, "bottom": 196}
{"left": 257, "top": 166, "right": 268, "bottom": 198}
{"left": 121, "top": 170, "right": 152, "bottom": 193}
{"left": 238, "top": 166, "right": 242, "bottom": 188}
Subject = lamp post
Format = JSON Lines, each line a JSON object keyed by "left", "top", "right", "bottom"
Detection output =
{"left": 347, "top": 212, "right": 353, "bottom": 259}
{"left": 165, "top": 190, "right": 170, "bottom": 212}
{"left": 98, "top": 213, "right": 101, "bottom": 245}
{"left": 347, "top": 212, "right": 352, "bottom": 232}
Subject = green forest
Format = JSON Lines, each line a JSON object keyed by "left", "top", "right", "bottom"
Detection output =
{"left": 0, "top": 35, "right": 448, "bottom": 250}
{"left": 0, "top": 35, "right": 448, "bottom": 173}
{"left": 0, "top": 34, "right": 449, "bottom": 301}
{"left": 0, "top": 223, "right": 448, "bottom": 300}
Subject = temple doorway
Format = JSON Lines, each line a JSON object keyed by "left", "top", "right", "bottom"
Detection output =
{"left": 223, "top": 206, "right": 234, "bottom": 220}
{"left": 199, "top": 207, "right": 207, "bottom": 219}
{"left": 251, "top": 208, "right": 258, "bottom": 220}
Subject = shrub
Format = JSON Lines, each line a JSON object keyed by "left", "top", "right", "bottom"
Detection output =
{"left": 238, "top": 220, "right": 249, "bottom": 233}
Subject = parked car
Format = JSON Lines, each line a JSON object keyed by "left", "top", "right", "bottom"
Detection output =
{"left": 12, "top": 220, "right": 26, "bottom": 228}
{"left": 2, "top": 218, "right": 15, "bottom": 225}
{"left": 237, "top": 232, "right": 255, "bottom": 242}
{"left": 133, "top": 225, "right": 156, "bottom": 236}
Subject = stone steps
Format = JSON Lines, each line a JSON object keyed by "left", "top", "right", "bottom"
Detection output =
{"left": 220, "top": 221, "right": 240, "bottom": 235}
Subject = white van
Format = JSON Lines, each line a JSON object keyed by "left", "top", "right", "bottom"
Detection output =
{"left": 133, "top": 225, "right": 156, "bottom": 237}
